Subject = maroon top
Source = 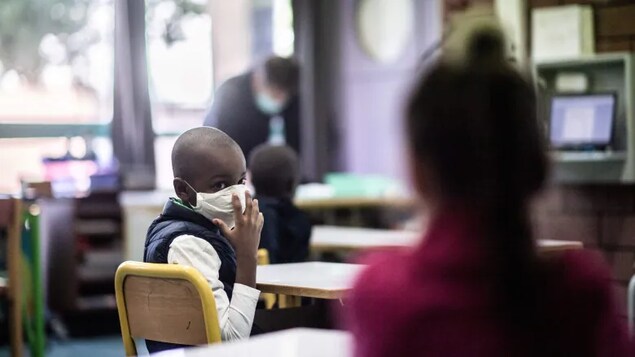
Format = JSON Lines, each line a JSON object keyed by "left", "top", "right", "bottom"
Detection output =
{"left": 344, "top": 209, "right": 633, "bottom": 357}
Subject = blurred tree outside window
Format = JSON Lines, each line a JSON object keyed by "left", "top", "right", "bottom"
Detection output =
{"left": 147, "top": 0, "right": 213, "bottom": 135}
{"left": 0, "top": 0, "right": 114, "bottom": 123}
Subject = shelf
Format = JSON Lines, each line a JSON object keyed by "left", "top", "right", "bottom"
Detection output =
{"left": 552, "top": 151, "right": 627, "bottom": 163}
{"left": 76, "top": 294, "right": 116, "bottom": 311}
{"left": 534, "top": 52, "right": 629, "bottom": 70}
{"left": 75, "top": 219, "right": 120, "bottom": 236}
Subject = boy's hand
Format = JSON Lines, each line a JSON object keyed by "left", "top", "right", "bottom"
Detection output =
{"left": 213, "top": 191, "right": 264, "bottom": 260}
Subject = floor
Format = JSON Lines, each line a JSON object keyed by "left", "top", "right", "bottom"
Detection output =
{"left": 0, "top": 337, "right": 149, "bottom": 357}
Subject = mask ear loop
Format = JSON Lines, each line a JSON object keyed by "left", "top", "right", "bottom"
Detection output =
{"left": 176, "top": 177, "right": 198, "bottom": 194}
{"left": 176, "top": 177, "right": 198, "bottom": 207}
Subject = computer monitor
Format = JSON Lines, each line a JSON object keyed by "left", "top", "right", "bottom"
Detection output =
{"left": 549, "top": 93, "right": 616, "bottom": 150}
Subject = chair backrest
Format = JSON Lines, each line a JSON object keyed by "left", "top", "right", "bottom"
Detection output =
{"left": 114, "top": 261, "right": 221, "bottom": 356}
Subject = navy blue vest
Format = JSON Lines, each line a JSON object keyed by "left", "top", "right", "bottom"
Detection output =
{"left": 144, "top": 198, "right": 237, "bottom": 299}
{"left": 144, "top": 199, "right": 237, "bottom": 353}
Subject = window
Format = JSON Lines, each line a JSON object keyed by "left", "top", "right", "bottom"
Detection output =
{"left": 146, "top": 0, "right": 213, "bottom": 135}
{"left": 151, "top": 0, "right": 295, "bottom": 190}
{"left": 0, "top": 0, "right": 113, "bottom": 124}
{"left": 273, "top": 0, "right": 294, "bottom": 57}
{"left": 0, "top": 0, "right": 114, "bottom": 193}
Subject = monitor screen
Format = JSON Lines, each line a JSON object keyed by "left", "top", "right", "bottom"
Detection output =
{"left": 549, "top": 94, "right": 616, "bottom": 149}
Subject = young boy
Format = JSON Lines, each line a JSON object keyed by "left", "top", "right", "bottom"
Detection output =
{"left": 248, "top": 144, "right": 311, "bottom": 264}
{"left": 144, "top": 127, "right": 264, "bottom": 353}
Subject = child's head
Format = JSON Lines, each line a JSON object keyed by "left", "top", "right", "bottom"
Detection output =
{"left": 171, "top": 127, "right": 246, "bottom": 206}
{"left": 248, "top": 144, "right": 299, "bottom": 199}
{"left": 406, "top": 28, "right": 547, "bottom": 210}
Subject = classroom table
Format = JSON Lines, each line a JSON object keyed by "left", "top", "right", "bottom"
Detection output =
{"left": 256, "top": 262, "right": 363, "bottom": 300}
{"left": 295, "top": 196, "right": 414, "bottom": 226}
{"left": 310, "top": 225, "right": 584, "bottom": 254}
{"left": 154, "top": 328, "right": 352, "bottom": 357}
{"left": 295, "top": 196, "right": 414, "bottom": 210}
{"left": 537, "top": 239, "right": 584, "bottom": 253}
{"left": 311, "top": 225, "right": 419, "bottom": 252}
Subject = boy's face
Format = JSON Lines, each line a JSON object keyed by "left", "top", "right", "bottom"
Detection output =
{"left": 174, "top": 145, "right": 247, "bottom": 206}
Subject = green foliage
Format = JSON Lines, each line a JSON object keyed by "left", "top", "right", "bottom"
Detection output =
{"left": 146, "top": 0, "right": 207, "bottom": 46}
{"left": 0, "top": 0, "right": 91, "bottom": 82}
{"left": 0, "top": 0, "right": 206, "bottom": 83}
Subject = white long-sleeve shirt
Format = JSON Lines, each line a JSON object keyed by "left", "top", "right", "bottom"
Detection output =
{"left": 167, "top": 235, "right": 260, "bottom": 341}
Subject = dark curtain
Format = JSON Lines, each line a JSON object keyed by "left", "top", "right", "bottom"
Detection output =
{"left": 292, "top": 0, "right": 341, "bottom": 181}
{"left": 112, "top": 0, "right": 156, "bottom": 190}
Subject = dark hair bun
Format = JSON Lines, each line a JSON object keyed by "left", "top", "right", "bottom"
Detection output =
{"left": 466, "top": 27, "right": 506, "bottom": 66}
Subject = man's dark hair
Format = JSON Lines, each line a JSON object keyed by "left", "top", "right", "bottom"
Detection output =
{"left": 261, "top": 56, "right": 300, "bottom": 94}
{"left": 249, "top": 144, "right": 299, "bottom": 198}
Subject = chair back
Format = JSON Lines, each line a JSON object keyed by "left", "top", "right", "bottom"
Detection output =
{"left": 257, "top": 248, "right": 270, "bottom": 265}
{"left": 115, "top": 261, "right": 221, "bottom": 356}
{"left": 257, "top": 249, "right": 277, "bottom": 309}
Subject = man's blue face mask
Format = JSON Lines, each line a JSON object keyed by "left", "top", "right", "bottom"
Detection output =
{"left": 255, "top": 91, "right": 284, "bottom": 115}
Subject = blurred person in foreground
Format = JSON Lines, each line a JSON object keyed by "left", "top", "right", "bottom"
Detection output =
{"left": 249, "top": 144, "right": 311, "bottom": 264}
{"left": 204, "top": 56, "right": 300, "bottom": 158}
{"left": 343, "top": 26, "right": 633, "bottom": 357}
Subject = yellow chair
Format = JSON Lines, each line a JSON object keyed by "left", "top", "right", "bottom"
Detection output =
{"left": 114, "top": 261, "right": 222, "bottom": 356}
{"left": 257, "top": 249, "right": 277, "bottom": 309}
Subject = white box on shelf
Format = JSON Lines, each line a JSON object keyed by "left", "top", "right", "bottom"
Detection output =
{"left": 532, "top": 5, "right": 594, "bottom": 61}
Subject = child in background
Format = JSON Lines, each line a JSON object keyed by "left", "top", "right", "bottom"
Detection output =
{"left": 249, "top": 144, "right": 311, "bottom": 264}
{"left": 144, "top": 127, "right": 263, "bottom": 353}
{"left": 344, "top": 28, "right": 633, "bottom": 356}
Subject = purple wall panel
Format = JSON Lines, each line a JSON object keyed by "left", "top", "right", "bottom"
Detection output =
{"left": 335, "top": 0, "right": 441, "bottom": 180}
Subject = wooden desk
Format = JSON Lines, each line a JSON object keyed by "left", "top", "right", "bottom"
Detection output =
{"left": 295, "top": 196, "right": 413, "bottom": 210}
{"left": 311, "top": 226, "right": 419, "bottom": 252}
{"left": 256, "top": 262, "right": 363, "bottom": 300}
{"left": 154, "top": 328, "right": 352, "bottom": 357}
{"left": 120, "top": 191, "right": 170, "bottom": 261}
{"left": 537, "top": 239, "right": 584, "bottom": 253}
{"left": 310, "top": 226, "right": 584, "bottom": 254}
{"left": 295, "top": 197, "right": 414, "bottom": 226}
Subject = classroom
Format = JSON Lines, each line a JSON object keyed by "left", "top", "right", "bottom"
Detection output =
{"left": 1, "top": 0, "right": 635, "bottom": 356}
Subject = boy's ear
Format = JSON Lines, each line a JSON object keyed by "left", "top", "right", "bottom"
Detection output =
{"left": 173, "top": 178, "right": 195, "bottom": 206}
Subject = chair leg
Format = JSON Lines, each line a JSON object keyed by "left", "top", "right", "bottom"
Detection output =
{"left": 263, "top": 293, "right": 276, "bottom": 310}
{"left": 278, "top": 295, "right": 301, "bottom": 308}
{"left": 628, "top": 275, "right": 635, "bottom": 336}
{"left": 123, "top": 336, "right": 137, "bottom": 357}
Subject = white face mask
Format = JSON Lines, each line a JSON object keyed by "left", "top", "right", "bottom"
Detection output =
{"left": 187, "top": 183, "right": 248, "bottom": 228}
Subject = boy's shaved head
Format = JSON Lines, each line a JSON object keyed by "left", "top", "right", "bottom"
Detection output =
{"left": 172, "top": 127, "right": 242, "bottom": 181}
{"left": 249, "top": 144, "right": 299, "bottom": 198}
{"left": 172, "top": 127, "right": 247, "bottom": 205}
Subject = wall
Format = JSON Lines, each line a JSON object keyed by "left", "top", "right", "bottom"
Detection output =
{"left": 336, "top": 0, "right": 442, "bottom": 180}
{"left": 533, "top": 185, "right": 635, "bottom": 316}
